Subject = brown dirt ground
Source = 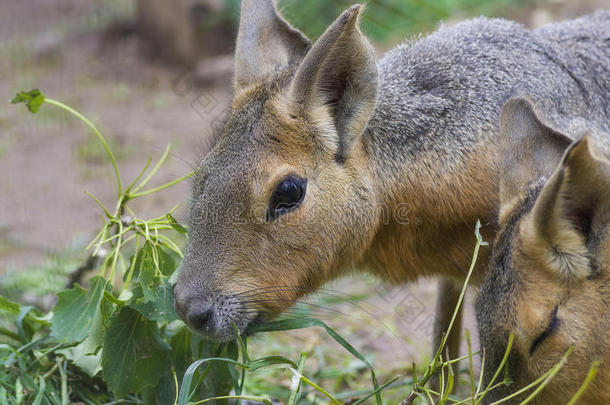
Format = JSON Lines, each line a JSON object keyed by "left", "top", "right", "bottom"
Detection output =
{"left": 0, "top": 0, "right": 607, "bottom": 395}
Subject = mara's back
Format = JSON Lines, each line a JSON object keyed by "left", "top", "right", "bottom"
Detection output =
{"left": 369, "top": 11, "right": 610, "bottom": 158}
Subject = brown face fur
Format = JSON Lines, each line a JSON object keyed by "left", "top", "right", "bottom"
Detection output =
{"left": 174, "top": 3, "right": 382, "bottom": 340}
{"left": 476, "top": 99, "right": 610, "bottom": 403}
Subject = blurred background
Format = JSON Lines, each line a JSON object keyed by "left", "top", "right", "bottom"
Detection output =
{"left": 0, "top": 0, "right": 607, "bottom": 399}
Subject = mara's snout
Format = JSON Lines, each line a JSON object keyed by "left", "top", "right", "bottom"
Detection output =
{"left": 173, "top": 281, "right": 253, "bottom": 342}
{"left": 174, "top": 255, "right": 309, "bottom": 342}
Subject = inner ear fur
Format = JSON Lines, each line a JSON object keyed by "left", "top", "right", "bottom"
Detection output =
{"left": 498, "top": 97, "right": 573, "bottom": 207}
{"left": 234, "top": 0, "right": 311, "bottom": 90}
{"left": 522, "top": 136, "right": 610, "bottom": 281}
{"left": 288, "top": 4, "right": 378, "bottom": 161}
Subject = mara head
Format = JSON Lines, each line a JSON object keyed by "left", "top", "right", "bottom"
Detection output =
{"left": 476, "top": 98, "right": 610, "bottom": 403}
{"left": 174, "top": 0, "right": 381, "bottom": 341}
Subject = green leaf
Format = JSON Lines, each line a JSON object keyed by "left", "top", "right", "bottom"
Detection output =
{"left": 167, "top": 213, "right": 188, "bottom": 234}
{"left": 142, "top": 367, "right": 176, "bottom": 405}
{"left": 197, "top": 346, "right": 234, "bottom": 405}
{"left": 251, "top": 318, "right": 372, "bottom": 367}
{"left": 56, "top": 288, "right": 113, "bottom": 376}
{"left": 129, "top": 279, "right": 179, "bottom": 324}
{"left": 247, "top": 356, "right": 297, "bottom": 371}
{"left": 157, "top": 244, "right": 180, "bottom": 276}
{"left": 101, "top": 306, "right": 171, "bottom": 398}
{"left": 0, "top": 295, "right": 20, "bottom": 315}
{"left": 133, "top": 243, "right": 179, "bottom": 303}
{"left": 56, "top": 343, "right": 102, "bottom": 377}
{"left": 170, "top": 326, "right": 193, "bottom": 380}
{"left": 31, "top": 376, "right": 46, "bottom": 405}
{"left": 178, "top": 356, "right": 246, "bottom": 405}
{"left": 51, "top": 277, "right": 108, "bottom": 344}
{"left": 10, "top": 89, "right": 45, "bottom": 113}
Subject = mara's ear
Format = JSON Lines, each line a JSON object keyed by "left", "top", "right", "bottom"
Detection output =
{"left": 523, "top": 136, "right": 610, "bottom": 280}
{"left": 289, "top": 4, "right": 378, "bottom": 162}
{"left": 498, "top": 98, "right": 573, "bottom": 206}
{"left": 234, "top": 0, "right": 311, "bottom": 90}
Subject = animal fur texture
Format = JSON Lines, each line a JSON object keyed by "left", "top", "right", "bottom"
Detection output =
{"left": 174, "top": 0, "right": 609, "bottom": 361}
{"left": 476, "top": 98, "right": 609, "bottom": 404}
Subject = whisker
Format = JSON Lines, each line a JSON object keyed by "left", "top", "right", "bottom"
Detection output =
{"left": 235, "top": 297, "right": 401, "bottom": 342}
{"left": 234, "top": 286, "right": 399, "bottom": 332}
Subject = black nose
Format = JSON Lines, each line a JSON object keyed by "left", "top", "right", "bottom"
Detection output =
{"left": 187, "top": 304, "right": 215, "bottom": 333}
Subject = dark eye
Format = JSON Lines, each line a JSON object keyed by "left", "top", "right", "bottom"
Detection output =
{"left": 529, "top": 306, "right": 560, "bottom": 356}
{"left": 267, "top": 175, "right": 307, "bottom": 221}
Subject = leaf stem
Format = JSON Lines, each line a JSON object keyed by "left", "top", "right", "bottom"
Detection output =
{"left": 129, "top": 169, "right": 197, "bottom": 198}
{"left": 44, "top": 98, "right": 122, "bottom": 196}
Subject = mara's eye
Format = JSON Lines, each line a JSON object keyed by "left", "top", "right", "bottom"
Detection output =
{"left": 529, "top": 306, "right": 559, "bottom": 356}
{"left": 268, "top": 175, "right": 307, "bottom": 221}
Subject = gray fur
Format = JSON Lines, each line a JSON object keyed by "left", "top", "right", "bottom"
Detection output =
{"left": 365, "top": 12, "right": 609, "bottom": 180}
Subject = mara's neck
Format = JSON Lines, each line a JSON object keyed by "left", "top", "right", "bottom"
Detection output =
{"left": 355, "top": 94, "right": 499, "bottom": 283}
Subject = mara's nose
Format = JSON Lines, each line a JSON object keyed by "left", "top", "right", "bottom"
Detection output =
{"left": 187, "top": 303, "right": 215, "bottom": 333}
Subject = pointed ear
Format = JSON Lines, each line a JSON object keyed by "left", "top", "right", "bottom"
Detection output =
{"left": 234, "top": 0, "right": 311, "bottom": 90}
{"left": 523, "top": 136, "right": 610, "bottom": 280}
{"left": 289, "top": 5, "right": 378, "bottom": 162}
{"left": 498, "top": 98, "right": 573, "bottom": 205}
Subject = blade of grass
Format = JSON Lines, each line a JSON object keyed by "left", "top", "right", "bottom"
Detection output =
{"left": 130, "top": 144, "right": 171, "bottom": 194}
{"left": 566, "top": 361, "right": 599, "bottom": 405}
{"left": 474, "top": 334, "right": 514, "bottom": 404}
{"left": 191, "top": 395, "right": 272, "bottom": 405}
{"left": 288, "top": 352, "right": 307, "bottom": 405}
{"left": 251, "top": 316, "right": 382, "bottom": 403}
{"left": 129, "top": 169, "right": 196, "bottom": 198}
{"left": 489, "top": 346, "right": 573, "bottom": 405}
{"left": 178, "top": 358, "right": 249, "bottom": 405}
{"left": 351, "top": 376, "right": 401, "bottom": 405}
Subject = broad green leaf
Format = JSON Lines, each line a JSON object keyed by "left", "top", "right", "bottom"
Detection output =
{"left": 55, "top": 293, "right": 113, "bottom": 377}
{"left": 129, "top": 279, "right": 179, "bottom": 324}
{"left": 133, "top": 243, "right": 179, "bottom": 303}
{"left": 197, "top": 345, "right": 234, "bottom": 405}
{"left": 142, "top": 367, "right": 176, "bottom": 405}
{"left": 170, "top": 326, "right": 193, "bottom": 380}
{"left": 101, "top": 306, "right": 171, "bottom": 398}
{"left": 51, "top": 277, "right": 108, "bottom": 344}
{"left": 10, "top": 89, "right": 45, "bottom": 113}
{"left": 157, "top": 244, "right": 180, "bottom": 276}
{"left": 56, "top": 343, "right": 102, "bottom": 377}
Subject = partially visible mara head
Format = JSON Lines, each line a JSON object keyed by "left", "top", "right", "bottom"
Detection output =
{"left": 476, "top": 98, "right": 610, "bottom": 404}
{"left": 174, "top": 0, "right": 381, "bottom": 341}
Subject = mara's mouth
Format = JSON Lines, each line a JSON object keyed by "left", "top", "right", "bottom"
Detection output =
{"left": 178, "top": 296, "right": 276, "bottom": 342}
